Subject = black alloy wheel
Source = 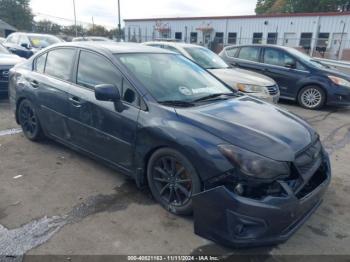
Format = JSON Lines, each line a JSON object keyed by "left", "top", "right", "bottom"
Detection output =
{"left": 18, "top": 99, "right": 44, "bottom": 141}
{"left": 147, "top": 148, "right": 201, "bottom": 215}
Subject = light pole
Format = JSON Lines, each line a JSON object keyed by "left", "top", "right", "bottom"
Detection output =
{"left": 73, "top": 0, "right": 78, "bottom": 37}
{"left": 117, "top": 0, "right": 121, "bottom": 41}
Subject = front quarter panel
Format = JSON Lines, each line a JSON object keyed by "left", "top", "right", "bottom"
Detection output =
{"left": 134, "top": 103, "right": 232, "bottom": 183}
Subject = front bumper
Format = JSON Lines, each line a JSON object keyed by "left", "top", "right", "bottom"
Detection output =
{"left": 193, "top": 153, "right": 331, "bottom": 247}
{"left": 326, "top": 85, "right": 350, "bottom": 106}
{"left": 0, "top": 81, "right": 8, "bottom": 94}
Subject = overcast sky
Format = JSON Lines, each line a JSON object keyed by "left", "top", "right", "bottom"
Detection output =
{"left": 30, "top": 0, "right": 257, "bottom": 29}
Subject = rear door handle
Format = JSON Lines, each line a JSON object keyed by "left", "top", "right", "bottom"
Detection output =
{"left": 29, "top": 80, "right": 39, "bottom": 88}
{"left": 69, "top": 96, "right": 83, "bottom": 107}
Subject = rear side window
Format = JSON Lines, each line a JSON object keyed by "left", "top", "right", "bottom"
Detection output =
{"left": 35, "top": 53, "right": 47, "bottom": 73}
{"left": 45, "top": 48, "right": 76, "bottom": 81}
{"left": 77, "top": 51, "right": 122, "bottom": 90}
{"left": 238, "top": 47, "right": 260, "bottom": 62}
{"left": 225, "top": 47, "right": 238, "bottom": 58}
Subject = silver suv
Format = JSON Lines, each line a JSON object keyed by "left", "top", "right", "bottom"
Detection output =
{"left": 143, "top": 42, "right": 280, "bottom": 103}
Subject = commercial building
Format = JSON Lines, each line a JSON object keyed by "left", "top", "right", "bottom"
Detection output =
{"left": 124, "top": 12, "right": 350, "bottom": 60}
{"left": 0, "top": 19, "right": 17, "bottom": 38}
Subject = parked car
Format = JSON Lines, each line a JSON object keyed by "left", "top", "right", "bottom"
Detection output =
{"left": 0, "top": 44, "right": 24, "bottom": 95}
{"left": 3, "top": 32, "right": 63, "bottom": 59}
{"left": 220, "top": 44, "right": 350, "bottom": 109}
{"left": 144, "top": 42, "right": 280, "bottom": 103}
{"left": 72, "top": 36, "right": 112, "bottom": 42}
{"left": 9, "top": 42, "right": 331, "bottom": 247}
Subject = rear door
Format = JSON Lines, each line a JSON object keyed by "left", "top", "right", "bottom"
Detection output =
{"left": 30, "top": 48, "right": 76, "bottom": 141}
{"left": 234, "top": 46, "right": 264, "bottom": 74}
{"left": 261, "top": 47, "right": 310, "bottom": 98}
{"left": 66, "top": 50, "right": 140, "bottom": 170}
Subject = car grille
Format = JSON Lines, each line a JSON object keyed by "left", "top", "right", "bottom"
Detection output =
{"left": 267, "top": 85, "right": 279, "bottom": 96}
{"left": 285, "top": 139, "right": 327, "bottom": 198}
{"left": 0, "top": 69, "right": 9, "bottom": 81}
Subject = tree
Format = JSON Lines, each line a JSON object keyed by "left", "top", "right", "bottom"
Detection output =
{"left": 86, "top": 25, "right": 109, "bottom": 37}
{"left": 255, "top": 0, "right": 350, "bottom": 14}
{"left": 34, "top": 20, "right": 62, "bottom": 35}
{"left": 0, "top": 0, "right": 33, "bottom": 31}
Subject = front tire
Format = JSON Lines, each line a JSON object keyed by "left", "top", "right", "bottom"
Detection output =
{"left": 18, "top": 99, "right": 44, "bottom": 141}
{"left": 147, "top": 148, "right": 201, "bottom": 215}
{"left": 298, "top": 86, "right": 326, "bottom": 110}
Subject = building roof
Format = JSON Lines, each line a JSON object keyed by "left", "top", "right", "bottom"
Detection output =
{"left": 124, "top": 11, "right": 350, "bottom": 22}
{"left": 0, "top": 19, "right": 17, "bottom": 31}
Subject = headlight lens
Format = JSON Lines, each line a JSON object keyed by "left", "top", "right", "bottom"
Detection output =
{"left": 236, "top": 83, "right": 268, "bottom": 94}
{"left": 328, "top": 76, "right": 350, "bottom": 88}
{"left": 218, "top": 144, "right": 290, "bottom": 179}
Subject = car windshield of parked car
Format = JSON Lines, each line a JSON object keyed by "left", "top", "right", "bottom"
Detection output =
{"left": 286, "top": 47, "right": 329, "bottom": 69}
{"left": 0, "top": 44, "right": 9, "bottom": 54}
{"left": 28, "top": 35, "right": 62, "bottom": 48}
{"left": 184, "top": 47, "right": 229, "bottom": 69}
{"left": 116, "top": 53, "right": 233, "bottom": 103}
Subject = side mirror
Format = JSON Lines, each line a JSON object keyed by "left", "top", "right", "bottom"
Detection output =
{"left": 95, "top": 84, "right": 121, "bottom": 102}
{"left": 285, "top": 61, "right": 296, "bottom": 69}
{"left": 20, "top": 43, "right": 30, "bottom": 49}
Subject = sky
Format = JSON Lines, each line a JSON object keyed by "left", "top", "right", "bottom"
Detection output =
{"left": 30, "top": 0, "right": 257, "bottom": 29}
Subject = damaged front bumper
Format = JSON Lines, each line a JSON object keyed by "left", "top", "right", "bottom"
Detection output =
{"left": 193, "top": 152, "right": 331, "bottom": 248}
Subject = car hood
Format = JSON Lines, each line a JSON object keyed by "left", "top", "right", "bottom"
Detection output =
{"left": 176, "top": 96, "right": 316, "bottom": 161}
{"left": 209, "top": 68, "right": 276, "bottom": 87}
{"left": 318, "top": 67, "right": 350, "bottom": 81}
{"left": 0, "top": 53, "right": 25, "bottom": 65}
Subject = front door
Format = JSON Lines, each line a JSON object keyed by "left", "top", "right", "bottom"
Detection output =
{"left": 66, "top": 50, "right": 140, "bottom": 170}
{"left": 262, "top": 47, "right": 309, "bottom": 99}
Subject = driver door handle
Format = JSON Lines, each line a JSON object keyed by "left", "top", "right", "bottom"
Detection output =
{"left": 69, "top": 96, "right": 83, "bottom": 107}
{"left": 29, "top": 79, "right": 39, "bottom": 88}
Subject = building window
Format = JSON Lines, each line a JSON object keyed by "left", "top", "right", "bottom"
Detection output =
{"left": 175, "top": 32, "right": 182, "bottom": 40}
{"left": 190, "top": 32, "right": 198, "bottom": 43}
{"left": 267, "top": 33, "right": 278, "bottom": 44}
{"left": 253, "top": 33, "right": 263, "bottom": 44}
{"left": 228, "top": 33, "right": 237, "bottom": 44}
{"left": 300, "top": 33, "right": 313, "bottom": 49}
{"left": 316, "top": 33, "right": 330, "bottom": 52}
{"left": 215, "top": 32, "right": 224, "bottom": 44}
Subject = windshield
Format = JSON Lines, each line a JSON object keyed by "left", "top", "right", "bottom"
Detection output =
{"left": 184, "top": 47, "right": 229, "bottom": 69}
{"left": 116, "top": 53, "right": 233, "bottom": 103}
{"left": 0, "top": 44, "right": 9, "bottom": 54}
{"left": 286, "top": 47, "right": 329, "bottom": 69}
{"left": 28, "top": 35, "right": 62, "bottom": 48}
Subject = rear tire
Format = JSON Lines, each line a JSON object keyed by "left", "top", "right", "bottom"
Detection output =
{"left": 298, "top": 86, "right": 326, "bottom": 110}
{"left": 18, "top": 99, "right": 44, "bottom": 141}
{"left": 147, "top": 148, "right": 201, "bottom": 215}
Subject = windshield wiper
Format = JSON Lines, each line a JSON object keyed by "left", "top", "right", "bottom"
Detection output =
{"left": 159, "top": 100, "right": 195, "bottom": 107}
{"left": 193, "top": 93, "right": 236, "bottom": 103}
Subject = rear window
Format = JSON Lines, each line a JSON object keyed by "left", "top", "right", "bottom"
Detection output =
{"left": 238, "top": 47, "right": 260, "bottom": 62}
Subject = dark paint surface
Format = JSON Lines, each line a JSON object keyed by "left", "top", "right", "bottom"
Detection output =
{"left": 220, "top": 45, "right": 350, "bottom": 106}
{"left": 8, "top": 42, "right": 329, "bottom": 247}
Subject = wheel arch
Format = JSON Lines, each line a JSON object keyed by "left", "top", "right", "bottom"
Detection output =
{"left": 297, "top": 82, "right": 328, "bottom": 104}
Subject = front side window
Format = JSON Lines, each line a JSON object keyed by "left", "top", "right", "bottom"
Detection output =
{"left": 238, "top": 47, "right": 260, "bottom": 62}
{"left": 77, "top": 51, "right": 122, "bottom": 90}
{"left": 45, "top": 48, "right": 76, "bottom": 81}
{"left": 263, "top": 48, "right": 306, "bottom": 70}
{"left": 116, "top": 53, "right": 233, "bottom": 103}
{"left": 184, "top": 47, "right": 228, "bottom": 69}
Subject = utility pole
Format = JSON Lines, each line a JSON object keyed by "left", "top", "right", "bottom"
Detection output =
{"left": 92, "top": 16, "right": 95, "bottom": 35}
{"left": 117, "top": 0, "right": 121, "bottom": 41}
{"left": 73, "top": 0, "right": 78, "bottom": 37}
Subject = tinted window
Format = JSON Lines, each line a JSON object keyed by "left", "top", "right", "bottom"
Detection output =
{"left": 35, "top": 53, "right": 47, "bottom": 73}
{"left": 77, "top": 51, "right": 122, "bottom": 90}
{"left": 45, "top": 49, "right": 75, "bottom": 81}
{"left": 238, "top": 47, "right": 260, "bottom": 62}
{"left": 263, "top": 48, "right": 306, "bottom": 70}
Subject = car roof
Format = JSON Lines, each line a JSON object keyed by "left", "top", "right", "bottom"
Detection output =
{"left": 224, "top": 44, "right": 294, "bottom": 52}
{"left": 144, "top": 41, "right": 204, "bottom": 49}
{"left": 10, "top": 32, "right": 59, "bottom": 38}
{"left": 47, "top": 42, "right": 174, "bottom": 54}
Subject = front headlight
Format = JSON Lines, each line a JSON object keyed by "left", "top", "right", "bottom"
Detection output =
{"left": 236, "top": 83, "right": 268, "bottom": 94}
{"left": 218, "top": 144, "right": 290, "bottom": 180}
{"left": 328, "top": 76, "right": 350, "bottom": 88}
